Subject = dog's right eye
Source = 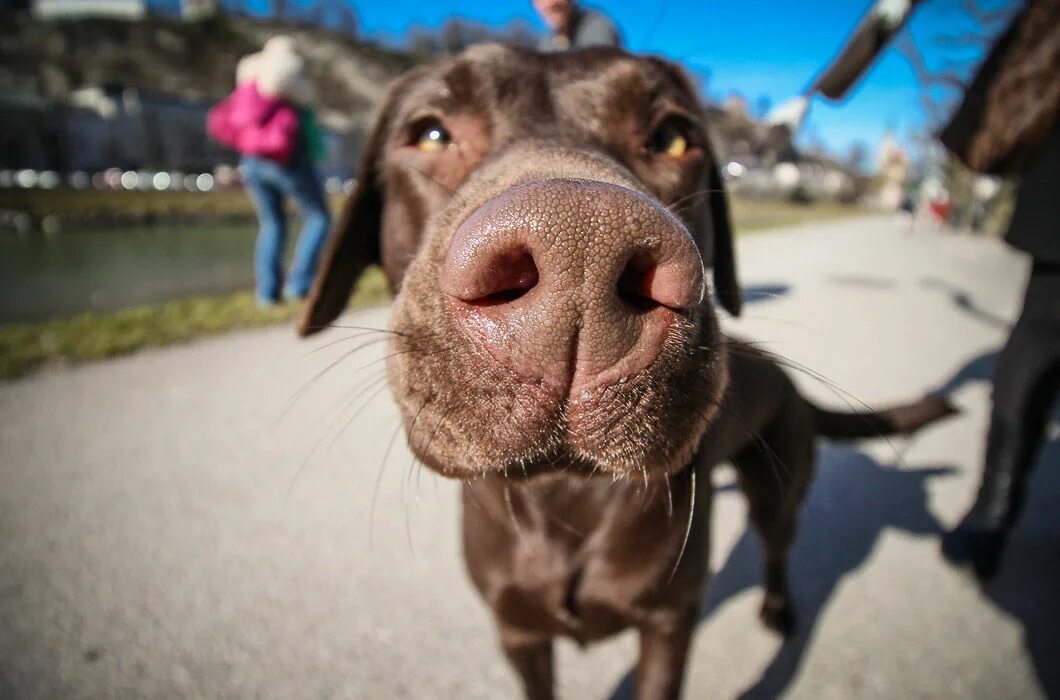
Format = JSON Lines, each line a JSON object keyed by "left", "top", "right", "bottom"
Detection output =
{"left": 411, "top": 119, "right": 453, "bottom": 152}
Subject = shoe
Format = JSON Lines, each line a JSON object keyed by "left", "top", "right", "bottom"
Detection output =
{"left": 256, "top": 295, "right": 281, "bottom": 310}
{"left": 941, "top": 523, "right": 1007, "bottom": 582}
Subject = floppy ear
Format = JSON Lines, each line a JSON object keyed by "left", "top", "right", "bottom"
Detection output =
{"left": 649, "top": 56, "right": 741, "bottom": 317}
{"left": 703, "top": 147, "right": 742, "bottom": 317}
{"left": 297, "top": 86, "right": 404, "bottom": 337}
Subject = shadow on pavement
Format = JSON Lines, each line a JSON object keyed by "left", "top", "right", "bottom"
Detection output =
{"left": 928, "top": 347, "right": 1000, "bottom": 396}
{"left": 921, "top": 277, "right": 1013, "bottom": 330}
{"left": 928, "top": 348, "right": 1060, "bottom": 697}
{"left": 826, "top": 273, "right": 897, "bottom": 289}
{"left": 740, "top": 284, "right": 792, "bottom": 306}
{"left": 609, "top": 448, "right": 956, "bottom": 700}
{"left": 978, "top": 437, "right": 1060, "bottom": 698}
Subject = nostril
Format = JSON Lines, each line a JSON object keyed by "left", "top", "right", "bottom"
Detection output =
{"left": 617, "top": 249, "right": 702, "bottom": 312}
{"left": 460, "top": 249, "right": 539, "bottom": 306}
{"left": 617, "top": 253, "right": 663, "bottom": 312}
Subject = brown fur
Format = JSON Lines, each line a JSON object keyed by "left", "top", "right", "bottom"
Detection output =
{"left": 300, "top": 45, "right": 953, "bottom": 700}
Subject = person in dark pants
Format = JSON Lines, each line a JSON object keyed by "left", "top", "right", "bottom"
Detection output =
{"left": 931, "top": 0, "right": 1060, "bottom": 580}
{"left": 941, "top": 122, "right": 1060, "bottom": 580}
{"left": 808, "top": 0, "right": 1060, "bottom": 580}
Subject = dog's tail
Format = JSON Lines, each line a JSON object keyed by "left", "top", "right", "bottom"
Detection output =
{"left": 811, "top": 394, "right": 958, "bottom": 441}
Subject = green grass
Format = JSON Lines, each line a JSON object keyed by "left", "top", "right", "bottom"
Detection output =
{"left": 0, "top": 266, "right": 389, "bottom": 380}
{"left": 729, "top": 197, "right": 870, "bottom": 232}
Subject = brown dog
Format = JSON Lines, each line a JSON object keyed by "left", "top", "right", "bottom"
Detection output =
{"left": 299, "top": 45, "right": 951, "bottom": 700}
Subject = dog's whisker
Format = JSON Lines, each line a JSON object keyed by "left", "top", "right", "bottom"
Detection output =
{"left": 329, "top": 376, "right": 392, "bottom": 452}
{"left": 665, "top": 187, "right": 726, "bottom": 214}
{"left": 732, "top": 315, "right": 820, "bottom": 330}
{"left": 690, "top": 353, "right": 792, "bottom": 496}
{"left": 503, "top": 485, "right": 525, "bottom": 536}
{"left": 369, "top": 416, "right": 409, "bottom": 548}
{"left": 303, "top": 329, "right": 390, "bottom": 357}
{"left": 413, "top": 404, "right": 452, "bottom": 501}
{"left": 664, "top": 473, "right": 674, "bottom": 519}
{"left": 400, "top": 398, "right": 434, "bottom": 534}
{"left": 401, "top": 161, "right": 459, "bottom": 196}
{"left": 316, "top": 323, "right": 409, "bottom": 336}
{"left": 715, "top": 342, "right": 911, "bottom": 470}
{"left": 295, "top": 345, "right": 430, "bottom": 473}
{"left": 287, "top": 369, "right": 389, "bottom": 496}
{"left": 276, "top": 337, "right": 392, "bottom": 425}
{"left": 667, "top": 466, "right": 696, "bottom": 585}
{"left": 325, "top": 346, "right": 452, "bottom": 453}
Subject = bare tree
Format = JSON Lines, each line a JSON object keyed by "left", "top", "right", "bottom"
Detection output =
{"left": 896, "top": 0, "right": 1020, "bottom": 131}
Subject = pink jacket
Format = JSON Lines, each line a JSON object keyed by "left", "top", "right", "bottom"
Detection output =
{"left": 207, "top": 82, "right": 300, "bottom": 164}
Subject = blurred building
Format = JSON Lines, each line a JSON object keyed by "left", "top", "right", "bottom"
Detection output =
{"left": 875, "top": 132, "right": 910, "bottom": 210}
{"left": 708, "top": 96, "right": 861, "bottom": 203}
{"left": 0, "top": 12, "right": 409, "bottom": 180}
{"left": 33, "top": 0, "right": 216, "bottom": 20}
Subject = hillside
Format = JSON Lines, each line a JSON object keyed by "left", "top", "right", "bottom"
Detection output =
{"left": 0, "top": 12, "right": 419, "bottom": 130}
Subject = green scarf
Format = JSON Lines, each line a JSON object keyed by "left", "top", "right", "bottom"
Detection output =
{"left": 299, "top": 107, "right": 326, "bottom": 164}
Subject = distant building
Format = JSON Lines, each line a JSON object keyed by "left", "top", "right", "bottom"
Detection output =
{"left": 33, "top": 0, "right": 216, "bottom": 21}
{"left": 875, "top": 132, "right": 910, "bottom": 210}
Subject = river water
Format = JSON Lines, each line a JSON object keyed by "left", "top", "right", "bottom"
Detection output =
{"left": 0, "top": 222, "right": 268, "bottom": 323}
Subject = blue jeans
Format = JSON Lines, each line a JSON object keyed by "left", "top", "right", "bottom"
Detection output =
{"left": 241, "top": 154, "right": 331, "bottom": 303}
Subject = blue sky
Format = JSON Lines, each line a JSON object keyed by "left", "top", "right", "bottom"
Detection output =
{"left": 243, "top": 0, "right": 1009, "bottom": 159}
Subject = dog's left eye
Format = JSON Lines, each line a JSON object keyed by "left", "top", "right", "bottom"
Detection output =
{"left": 646, "top": 120, "right": 691, "bottom": 158}
{"left": 412, "top": 120, "right": 453, "bottom": 152}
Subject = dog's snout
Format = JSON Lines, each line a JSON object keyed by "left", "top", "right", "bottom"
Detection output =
{"left": 439, "top": 178, "right": 704, "bottom": 395}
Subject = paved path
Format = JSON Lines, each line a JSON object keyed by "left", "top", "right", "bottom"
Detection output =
{"left": 2, "top": 215, "right": 1057, "bottom": 699}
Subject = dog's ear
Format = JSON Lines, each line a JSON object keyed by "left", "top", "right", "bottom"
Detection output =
{"left": 298, "top": 83, "right": 406, "bottom": 337}
{"left": 704, "top": 148, "right": 741, "bottom": 317}
{"left": 643, "top": 56, "right": 742, "bottom": 317}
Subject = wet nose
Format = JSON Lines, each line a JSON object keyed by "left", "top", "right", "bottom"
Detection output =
{"left": 439, "top": 178, "right": 704, "bottom": 395}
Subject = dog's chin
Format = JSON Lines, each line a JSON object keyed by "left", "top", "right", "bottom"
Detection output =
{"left": 387, "top": 322, "right": 727, "bottom": 481}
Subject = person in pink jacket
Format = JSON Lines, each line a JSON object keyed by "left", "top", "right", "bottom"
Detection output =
{"left": 208, "top": 37, "right": 330, "bottom": 306}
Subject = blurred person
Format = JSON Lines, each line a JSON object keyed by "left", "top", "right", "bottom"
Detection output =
{"left": 937, "top": 0, "right": 1060, "bottom": 580}
{"left": 208, "top": 36, "right": 330, "bottom": 307}
{"left": 811, "top": 0, "right": 1060, "bottom": 581}
{"left": 533, "top": 0, "right": 621, "bottom": 51}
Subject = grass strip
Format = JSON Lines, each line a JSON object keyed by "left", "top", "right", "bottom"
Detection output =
{"left": 0, "top": 267, "right": 389, "bottom": 380}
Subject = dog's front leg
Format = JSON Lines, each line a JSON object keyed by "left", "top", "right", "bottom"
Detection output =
{"left": 501, "top": 635, "right": 554, "bottom": 700}
{"left": 634, "top": 607, "right": 697, "bottom": 700}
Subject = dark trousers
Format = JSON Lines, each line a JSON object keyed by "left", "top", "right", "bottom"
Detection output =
{"left": 967, "top": 263, "right": 1060, "bottom": 531}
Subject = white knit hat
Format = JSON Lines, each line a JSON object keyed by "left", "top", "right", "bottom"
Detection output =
{"left": 235, "top": 52, "right": 262, "bottom": 85}
{"left": 255, "top": 35, "right": 313, "bottom": 103}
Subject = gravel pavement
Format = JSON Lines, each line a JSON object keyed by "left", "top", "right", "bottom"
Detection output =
{"left": 2, "top": 214, "right": 1057, "bottom": 699}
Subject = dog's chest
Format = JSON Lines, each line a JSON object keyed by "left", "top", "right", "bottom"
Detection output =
{"left": 463, "top": 473, "right": 700, "bottom": 643}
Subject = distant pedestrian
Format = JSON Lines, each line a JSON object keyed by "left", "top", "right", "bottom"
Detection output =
{"left": 208, "top": 36, "right": 330, "bottom": 306}
{"left": 533, "top": 0, "right": 621, "bottom": 52}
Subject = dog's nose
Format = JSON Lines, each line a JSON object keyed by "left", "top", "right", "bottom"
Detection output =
{"left": 439, "top": 178, "right": 704, "bottom": 395}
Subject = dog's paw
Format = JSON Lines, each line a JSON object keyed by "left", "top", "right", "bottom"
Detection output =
{"left": 759, "top": 594, "right": 797, "bottom": 636}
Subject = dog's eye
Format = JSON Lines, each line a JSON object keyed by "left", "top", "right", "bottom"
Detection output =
{"left": 412, "top": 120, "right": 452, "bottom": 152}
{"left": 646, "top": 120, "right": 690, "bottom": 158}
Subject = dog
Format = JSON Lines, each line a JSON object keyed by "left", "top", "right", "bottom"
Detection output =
{"left": 298, "top": 45, "right": 953, "bottom": 700}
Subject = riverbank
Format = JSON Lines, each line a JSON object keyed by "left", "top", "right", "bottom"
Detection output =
{"left": 0, "top": 267, "right": 388, "bottom": 380}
